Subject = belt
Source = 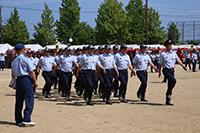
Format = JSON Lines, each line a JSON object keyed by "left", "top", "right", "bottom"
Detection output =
{"left": 17, "top": 75, "right": 30, "bottom": 79}
{"left": 82, "top": 69, "right": 95, "bottom": 72}
{"left": 105, "top": 69, "right": 113, "bottom": 71}
{"left": 137, "top": 70, "right": 147, "bottom": 72}
{"left": 163, "top": 68, "right": 174, "bottom": 70}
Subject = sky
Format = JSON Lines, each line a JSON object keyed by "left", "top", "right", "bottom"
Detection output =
{"left": 1, "top": 0, "right": 200, "bottom": 39}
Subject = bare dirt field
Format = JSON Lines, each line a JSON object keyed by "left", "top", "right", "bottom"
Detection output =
{"left": 0, "top": 66, "right": 200, "bottom": 133}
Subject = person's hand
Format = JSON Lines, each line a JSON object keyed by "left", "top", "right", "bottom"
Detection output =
{"left": 116, "top": 72, "right": 119, "bottom": 79}
{"left": 34, "top": 81, "right": 38, "bottom": 88}
{"left": 182, "top": 66, "right": 187, "bottom": 71}
{"left": 131, "top": 70, "right": 136, "bottom": 77}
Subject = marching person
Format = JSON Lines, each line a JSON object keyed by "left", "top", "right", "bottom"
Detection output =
{"left": 58, "top": 48, "right": 78, "bottom": 100}
{"left": 11, "top": 43, "right": 38, "bottom": 127}
{"left": 37, "top": 50, "right": 57, "bottom": 98}
{"left": 0, "top": 53, "right": 6, "bottom": 71}
{"left": 99, "top": 45, "right": 119, "bottom": 104}
{"left": 112, "top": 45, "right": 120, "bottom": 97}
{"left": 133, "top": 45, "right": 158, "bottom": 101}
{"left": 159, "top": 39, "right": 187, "bottom": 106}
{"left": 79, "top": 46, "right": 105, "bottom": 105}
{"left": 191, "top": 49, "right": 198, "bottom": 72}
{"left": 115, "top": 45, "right": 136, "bottom": 103}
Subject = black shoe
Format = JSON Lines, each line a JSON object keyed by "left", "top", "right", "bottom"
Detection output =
{"left": 120, "top": 99, "right": 128, "bottom": 103}
{"left": 45, "top": 94, "right": 50, "bottom": 98}
{"left": 141, "top": 99, "right": 148, "bottom": 102}
{"left": 65, "top": 95, "right": 70, "bottom": 101}
{"left": 87, "top": 101, "right": 94, "bottom": 106}
{"left": 106, "top": 100, "right": 112, "bottom": 105}
{"left": 137, "top": 92, "right": 141, "bottom": 99}
{"left": 166, "top": 102, "right": 174, "bottom": 106}
{"left": 166, "top": 95, "right": 173, "bottom": 106}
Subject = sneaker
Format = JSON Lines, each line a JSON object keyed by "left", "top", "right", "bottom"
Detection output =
{"left": 22, "top": 121, "right": 36, "bottom": 127}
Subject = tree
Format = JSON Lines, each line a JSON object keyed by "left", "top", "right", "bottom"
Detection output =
{"left": 95, "top": 0, "right": 129, "bottom": 44}
{"left": 125, "top": 0, "right": 145, "bottom": 44}
{"left": 2, "top": 8, "right": 29, "bottom": 46}
{"left": 74, "top": 22, "right": 95, "bottom": 45}
{"left": 168, "top": 23, "right": 180, "bottom": 45}
{"left": 148, "top": 8, "right": 165, "bottom": 44}
{"left": 56, "top": 0, "right": 80, "bottom": 44}
{"left": 33, "top": 3, "right": 56, "bottom": 46}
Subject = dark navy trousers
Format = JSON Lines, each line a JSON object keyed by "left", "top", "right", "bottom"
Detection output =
{"left": 42, "top": 71, "right": 55, "bottom": 95}
{"left": 162, "top": 68, "right": 177, "bottom": 96}
{"left": 82, "top": 70, "right": 96, "bottom": 101}
{"left": 136, "top": 70, "right": 148, "bottom": 98}
{"left": 118, "top": 69, "right": 128, "bottom": 99}
{"left": 102, "top": 69, "right": 114, "bottom": 100}
{"left": 60, "top": 71, "right": 72, "bottom": 95}
{"left": 15, "top": 76, "right": 34, "bottom": 124}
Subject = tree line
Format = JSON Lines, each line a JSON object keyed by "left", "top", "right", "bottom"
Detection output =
{"left": 1, "top": 0, "right": 180, "bottom": 46}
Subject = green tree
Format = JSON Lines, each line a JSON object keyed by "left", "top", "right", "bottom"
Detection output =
{"left": 148, "top": 8, "right": 165, "bottom": 44}
{"left": 56, "top": 0, "right": 80, "bottom": 44}
{"left": 2, "top": 8, "right": 29, "bottom": 46}
{"left": 168, "top": 23, "right": 180, "bottom": 45}
{"left": 75, "top": 22, "right": 95, "bottom": 45}
{"left": 95, "top": 0, "right": 129, "bottom": 44}
{"left": 33, "top": 3, "right": 56, "bottom": 46}
{"left": 125, "top": 0, "right": 145, "bottom": 44}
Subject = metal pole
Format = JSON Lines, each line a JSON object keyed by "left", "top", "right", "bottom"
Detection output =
{"left": 145, "top": 0, "right": 148, "bottom": 45}
{"left": 182, "top": 21, "right": 185, "bottom": 45}
{"left": 193, "top": 21, "right": 195, "bottom": 41}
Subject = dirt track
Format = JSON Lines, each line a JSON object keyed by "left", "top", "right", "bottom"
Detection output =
{"left": 0, "top": 66, "right": 200, "bottom": 133}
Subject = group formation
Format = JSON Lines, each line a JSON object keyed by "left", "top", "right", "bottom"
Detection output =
{"left": 11, "top": 39, "right": 188, "bottom": 126}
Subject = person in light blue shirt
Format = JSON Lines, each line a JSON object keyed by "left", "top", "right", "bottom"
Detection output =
{"left": 159, "top": 39, "right": 187, "bottom": 106}
{"left": 191, "top": 49, "right": 198, "bottom": 72}
{"left": 133, "top": 45, "right": 157, "bottom": 102}
{"left": 99, "top": 45, "right": 119, "bottom": 104}
{"left": 115, "top": 45, "right": 135, "bottom": 103}
{"left": 11, "top": 43, "right": 37, "bottom": 127}
{"left": 37, "top": 50, "right": 57, "bottom": 98}
{"left": 59, "top": 48, "right": 78, "bottom": 99}
{"left": 0, "top": 53, "right": 6, "bottom": 71}
{"left": 79, "top": 46, "right": 105, "bottom": 105}
{"left": 112, "top": 45, "right": 120, "bottom": 97}
{"left": 185, "top": 50, "right": 191, "bottom": 70}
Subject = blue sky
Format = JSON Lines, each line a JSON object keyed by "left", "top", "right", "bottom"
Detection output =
{"left": 1, "top": 0, "right": 200, "bottom": 38}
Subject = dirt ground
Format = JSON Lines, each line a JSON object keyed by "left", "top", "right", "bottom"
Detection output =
{"left": 0, "top": 66, "right": 200, "bottom": 133}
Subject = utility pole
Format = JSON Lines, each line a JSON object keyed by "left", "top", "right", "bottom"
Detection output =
{"left": 145, "top": 0, "right": 148, "bottom": 45}
{"left": 0, "top": 5, "right": 2, "bottom": 43}
{"left": 182, "top": 21, "right": 185, "bottom": 45}
{"left": 193, "top": 21, "right": 195, "bottom": 41}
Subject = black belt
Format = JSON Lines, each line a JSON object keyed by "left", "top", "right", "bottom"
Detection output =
{"left": 163, "top": 68, "right": 174, "bottom": 70}
{"left": 82, "top": 69, "right": 95, "bottom": 72}
{"left": 17, "top": 75, "right": 30, "bottom": 79}
{"left": 105, "top": 69, "right": 113, "bottom": 71}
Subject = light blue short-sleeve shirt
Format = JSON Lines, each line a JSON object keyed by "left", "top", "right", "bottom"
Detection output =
{"left": 159, "top": 51, "right": 179, "bottom": 69}
{"left": 133, "top": 53, "right": 152, "bottom": 71}
{"left": 99, "top": 53, "right": 115, "bottom": 69}
{"left": 115, "top": 53, "right": 131, "bottom": 70}
{"left": 80, "top": 54, "right": 100, "bottom": 70}
{"left": 11, "top": 54, "right": 36, "bottom": 77}
{"left": 37, "top": 56, "right": 56, "bottom": 71}
{"left": 59, "top": 55, "right": 76, "bottom": 72}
